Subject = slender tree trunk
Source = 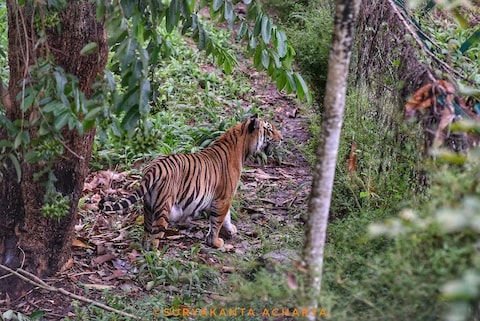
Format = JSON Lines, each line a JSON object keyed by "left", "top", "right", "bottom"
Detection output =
{"left": 0, "top": 0, "right": 107, "bottom": 299}
{"left": 304, "top": 0, "right": 361, "bottom": 319}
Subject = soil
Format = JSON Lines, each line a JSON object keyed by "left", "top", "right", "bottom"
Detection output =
{"left": 1, "top": 61, "right": 313, "bottom": 321}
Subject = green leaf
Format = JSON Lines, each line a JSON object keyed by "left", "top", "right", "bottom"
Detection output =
{"left": 21, "top": 92, "right": 35, "bottom": 111}
{"left": 121, "top": 0, "right": 136, "bottom": 18}
{"left": 42, "top": 102, "right": 64, "bottom": 114}
{"left": 460, "top": 28, "right": 480, "bottom": 54}
{"left": 224, "top": 1, "right": 234, "bottom": 26}
{"left": 275, "top": 70, "right": 287, "bottom": 90}
{"left": 275, "top": 30, "right": 287, "bottom": 58}
{"left": 121, "top": 107, "right": 141, "bottom": 133}
{"left": 237, "top": 21, "right": 249, "bottom": 39}
{"left": 223, "top": 59, "right": 232, "bottom": 74}
{"left": 138, "top": 79, "right": 151, "bottom": 114}
{"left": 54, "top": 112, "right": 70, "bottom": 131}
{"left": 261, "top": 15, "right": 271, "bottom": 44}
{"left": 166, "top": 0, "right": 180, "bottom": 33}
{"left": 261, "top": 49, "right": 270, "bottom": 69}
{"left": 80, "top": 42, "right": 98, "bottom": 56}
{"left": 285, "top": 71, "right": 296, "bottom": 93}
{"left": 253, "top": 13, "right": 262, "bottom": 37}
{"left": 452, "top": 8, "right": 469, "bottom": 29}
{"left": 213, "top": 0, "right": 223, "bottom": 12}
{"left": 253, "top": 46, "right": 263, "bottom": 70}
{"left": 7, "top": 154, "right": 21, "bottom": 182}
{"left": 294, "top": 72, "right": 311, "bottom": 103}
{"left": 104, "top": 70, "right": 116, "bottom": 92}
{"left": 29, "top": 310, "right": 46, "bottom": 320}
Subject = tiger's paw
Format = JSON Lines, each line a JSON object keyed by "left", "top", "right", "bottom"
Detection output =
{"left": 220, "top": 224, "right": 237, "bottom": 239}
{"left": 207, "top": 235, "right": 225, "bottom": 248}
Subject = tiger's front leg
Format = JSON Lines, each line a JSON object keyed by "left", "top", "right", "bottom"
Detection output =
{"left": 207, "top": 201, "right": 232, "bottom": 248}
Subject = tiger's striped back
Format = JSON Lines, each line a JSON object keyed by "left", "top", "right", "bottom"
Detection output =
{"left": 99, "top": 115, "right": 282, "bottom": 249}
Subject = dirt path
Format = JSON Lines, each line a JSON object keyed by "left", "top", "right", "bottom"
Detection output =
{"left": 4, "top": 65, "right": 313, "bottom": 320}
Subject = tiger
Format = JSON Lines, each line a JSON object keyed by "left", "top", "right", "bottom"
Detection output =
{"left": 99, "top": 115, "right": 283, "bottom": 249}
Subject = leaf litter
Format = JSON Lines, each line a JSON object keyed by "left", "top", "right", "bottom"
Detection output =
{"left": 10, "top": 58, "right": 313, "bottom": 321}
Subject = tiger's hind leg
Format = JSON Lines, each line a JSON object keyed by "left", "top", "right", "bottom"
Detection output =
{"left": 220, "top": 209, "right": 237, "bottom": 239}
{"left": 143, "top": 206, "right": 170, "bottom": 251}
{"left": 207, "top": 201, "right": 232, "bottom": 248}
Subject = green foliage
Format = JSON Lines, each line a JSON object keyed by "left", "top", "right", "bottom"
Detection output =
{"left": 41, "top": 190, "right": 70, "bottom": 220}
{"left": 264, "top": 0, "right": 334, "bottom": 98}
{"left": 2, "top": 0, "right": 306, "bottom": 218}
{"left": 369, "top": 138, "right": 480, "bottom": 321}
{"left": 313, "top": 81, "right": 480, "bottom": 320}
{"left": 92, "top": 27, "right": 262, "bottom": 170}
{"left": 327, "top": 85, "right": 425, "bottom": 219}
{"left": 1, "top": 310, "right": 45, "bottom": 321}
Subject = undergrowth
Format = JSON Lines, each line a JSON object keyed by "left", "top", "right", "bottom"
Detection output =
{"left": 72, "top": 21, "right": 306, "bottom": 321}
{"left": 311, "top": 83, "right": 480, "bottom": 321}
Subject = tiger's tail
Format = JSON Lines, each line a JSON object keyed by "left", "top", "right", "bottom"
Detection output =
{"left": 98, "top": 192, "right": 141, "bottom": 212}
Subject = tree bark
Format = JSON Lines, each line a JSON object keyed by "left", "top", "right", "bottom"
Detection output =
{"left": 0, "top": 0, "right": 107, "bottom": 299}
{"left": 304, "top": 0, "right": 361, "bottom": 319}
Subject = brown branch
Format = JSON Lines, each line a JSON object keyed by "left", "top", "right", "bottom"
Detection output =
{"left": 0, "top": 264, "right": 140, "bottom": 320}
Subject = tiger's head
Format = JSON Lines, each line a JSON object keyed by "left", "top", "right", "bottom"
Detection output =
{"left": 245, "top": 114, "right": 283, "bottom": 157}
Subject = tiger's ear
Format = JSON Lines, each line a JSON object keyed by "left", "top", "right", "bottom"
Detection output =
{"left": 248, "top": 115, "right": 259, "bottom": 133}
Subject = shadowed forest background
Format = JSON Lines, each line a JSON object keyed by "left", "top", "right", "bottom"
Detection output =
{"left": 1, "top": 0, "right": 480, "bottom": 320}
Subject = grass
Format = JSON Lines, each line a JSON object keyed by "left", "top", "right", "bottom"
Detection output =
{"left": 77, "top": 3, "right": 480, "bottom": 321}
{"left": 70, "top": 23, "right": 308, "bottom": 321}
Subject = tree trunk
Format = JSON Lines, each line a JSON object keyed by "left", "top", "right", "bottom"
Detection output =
{"left": 303, "top": 0, "right": 361, "bottom": 319}
{"left": 0, "top": 0, "right": 107, "bottom": 299}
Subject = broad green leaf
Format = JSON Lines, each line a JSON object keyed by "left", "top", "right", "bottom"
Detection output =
{"left": 224, "top": 1, "right": 234, "bottom": 26}
{"left": 24, "top": 150, "right": 40, "bottom": 163}
{"left": 138, "top": 79, "right": 151, "bottom": 114}
{"left": 261, "top": 15, "right": 271, "bottom": 44}
{"left": 104, "top": 70, "right": 116, "bottom": 92}
{"left": 80, "top": 42, "right": 98, "bottom": 56}
{"left": 294, "top": 72, "right": 311, "bottom": 103}
{"left": 276, "top": 70, "right": 287, "bottom": 90}
{"left": 121, "top": 0, "right": 136, "bottom": 18}
{"left": 95, "top": 1, "right": 105, "bottom": 21}
{"left": 54, "top": 71, "right": 67, "bottom": 97}
{"left": 261, "top": 49, "right": 270, "bottom": 69}
{"left": 253, "top": 13, "right": 263, "bottom": 37}
{"left": 237, "top": 21, "right": 248, "bottom": 39}
{"left": 213, "top": 0, "right": 223, "bottom": 12}
{"left": 271, "top": 50, "right": 281, "bottom": 68}
{"left": 121, "top": 106, "right": 141, "bottom": 133}
{"left": 460, "top": 28, "right": 480, "bottom": 54}
{"left": 249, "top": 35, "right": 257, "bottom": 50}
{"left": 285, "top": 71, "right": 296, "bottom": 93}
{"left": 42, "top": 102, "right": 65, "bottom": 114}
{"left": 275, "top": 30, "right": 287, "bottom": 58}
{"left": 20, "top": 92, "right": 35, "bottom": 111}
{"left": 452, "top": 8, "right": 469, "bottom": 29}
{"left": 253, "top": 46, "right": 263, "bottom": 70}
{"left": 166, "top": 0, "right": 180, "bottom": 33}
{"left": 54, "top": 112, "right": 70, "bottom": 131}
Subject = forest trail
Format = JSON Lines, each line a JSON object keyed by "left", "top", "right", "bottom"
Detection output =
{"left": 7, "top": 61, "right": 313, "bottom": 320}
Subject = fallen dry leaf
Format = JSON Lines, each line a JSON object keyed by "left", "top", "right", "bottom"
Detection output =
{"left": 287, "top": 273, "right": 298, "bottom": 290}
{"left": 72, "top": 238, "right": 94, "bottom": 249}
{"left": 92, "top": 253, "right": 116, "bottom": 266}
